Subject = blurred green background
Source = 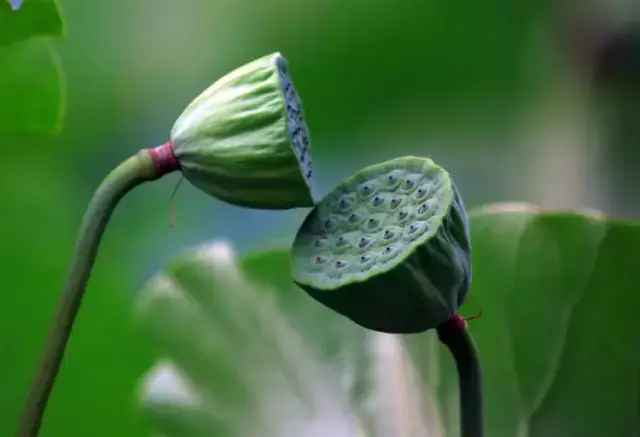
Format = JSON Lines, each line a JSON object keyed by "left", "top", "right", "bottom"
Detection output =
{"left": 1, "top": 0, "right": 638, "bottom": 436}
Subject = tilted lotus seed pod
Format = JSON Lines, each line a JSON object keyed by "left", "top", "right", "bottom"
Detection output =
{"left": 170, "top": 52, "right": 317, "bottom": 209}
{"left": 17, "top": 53, "right": 319, "bottom": 437}
{"left": 290, "top": 156, "right": 472, "bottom": 334}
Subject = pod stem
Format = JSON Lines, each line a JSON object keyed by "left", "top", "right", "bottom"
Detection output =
{"left": 16, "top": 143, "right": 179, "bottom": 437}
{"left": 436, "top": 314, "right": 484, "bottom": 437}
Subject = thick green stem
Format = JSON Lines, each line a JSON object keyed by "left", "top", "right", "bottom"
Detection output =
{"left": 16, "top": 146, "right": 177, "bottom": 437}
{"left": 436, "top": 314, "right": 483, "bottom": 437}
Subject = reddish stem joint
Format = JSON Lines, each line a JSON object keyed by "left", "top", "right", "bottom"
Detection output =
{"left": 436, "top": 311, "right": 482, "bottom": 345}
{"left": 148, "top": 141, "right": 180, "bottom": 177}
{"left": 436, "top": 313, "right": 467, "bottom": 345}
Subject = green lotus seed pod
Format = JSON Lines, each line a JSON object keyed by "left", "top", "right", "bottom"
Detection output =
{"left": 290, "top": 156, "right": 472, "bottom": 334}
{"left": 170, "top": 52, "right": 316, "bottom": 209}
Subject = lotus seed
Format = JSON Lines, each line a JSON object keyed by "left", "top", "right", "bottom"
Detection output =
{"left": 418, "top": 203, "right": 429, "bottom": 214}
{"left": 372, "top": 196, "right": 383, "bottom": 207}
{"left": 409, "top": 223, "right": 419, "bottom": 233}
{"left": 367, "top": 218, "right": 378, "bottom": 230}
{"left": 415, "top": 187, "right": 427, "bottom": 199}
{"left": 325, "top": 218, "right": 336, "bottom": 230}
{"left": 404, "top": 179, "right": 415, "bottom": 189}
{"left": 360, "top": 184, "right": 373, "bottom": 196}
{"left": 336, "top": 236, "right": 348, "bottom": 247}
{"left": 335, "top": 260, "right": 347, "bottom": 268}
{"left": 339, "top": 198, "right": 350, "bottom": 210}
{"left": 348, "top": 213, "right": 360, "bottom": 223}
{"left": 314, "top": 255, "right": 327, "bottom": 264}
{"left": 383, "top": 229, "right": 394, "bottom": 239}
{"left": 397, "top": 209, "right": 408, "bottom": 220}
{"left": 358, "top": 237, "right": 371, "bottom": 248}
{"left": 314, "top": 238, "right": 326, "bottom": 247}
{"left": 390, "top": 198, "right": 401, "bottom": 209}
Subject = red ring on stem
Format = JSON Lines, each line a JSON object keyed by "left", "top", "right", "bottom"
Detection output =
{"left": 148, "top": 141, "right": 180, "bottom": 176}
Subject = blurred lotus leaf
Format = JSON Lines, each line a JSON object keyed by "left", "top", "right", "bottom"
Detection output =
{"left": 0, "top": 0, "right": 65, "bottom": 133}
{"left": 135, "top": 202, "right": 640, "bottom": 437}
{"left": 134, "top": 241, "right": 441, "bottom": 437}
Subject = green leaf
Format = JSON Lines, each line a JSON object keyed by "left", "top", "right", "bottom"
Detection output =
{"left": 405, "top": 203, "right": 640, "bottom": 437}
{"left": 0, "top": 0, "right": 65, "bottom": 133}
{"left": 135, "top": 204, "right": 640, "bottom": 437}
{"left": 0, "top": 40, "right": 64, "bottom": 133}
{"left": 0, "top": 0, "right": 64, "bottom": 46}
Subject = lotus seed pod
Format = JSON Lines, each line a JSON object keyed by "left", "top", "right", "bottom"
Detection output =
{"left": 170, "top": 52, "right": 316, "bottom": 209}
{"left": 290, "top": 156, "right": 472, "bottom": 334}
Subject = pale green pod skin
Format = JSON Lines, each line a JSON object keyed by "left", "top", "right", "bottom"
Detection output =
{"left": 171, "top": 52, "right": 316, "bottom": 209}
{"left": 290, "top": 156, "right": 472, "bottom": 334}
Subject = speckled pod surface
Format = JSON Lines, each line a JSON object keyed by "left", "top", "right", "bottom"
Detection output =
{"left": 171, "top": 52, "right": 316, "bottom": 210}
{"left": 291, "top": 156, "right": 472, "bottom": 334}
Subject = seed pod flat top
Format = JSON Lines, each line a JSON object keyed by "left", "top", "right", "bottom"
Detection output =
{"left": 170, "top": 52, "right": 316, "bottom": 210}
{"left": 291, "top": 156, "right": 472, "bottom": 334}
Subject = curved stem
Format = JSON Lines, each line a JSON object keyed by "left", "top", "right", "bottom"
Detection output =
{"left": 436, "top": 314, "right": 483, "bottom": 437}
{"left": 16, "top": 145, "right": 178, "bottom": 437}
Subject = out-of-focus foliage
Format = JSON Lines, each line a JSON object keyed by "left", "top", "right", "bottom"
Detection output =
{"left": 135, "top": 203, "right": 640, "bottom": 437}
{"left": 407, "top": 204, "right": 640, "bottom": 437}
{"left": 0, "top": 0, "right": 65, "bottom": 132}
{"left": 3, "top": 1, "right": 638, "bottom": 437}
{"left": 0, "top": 0, "right": 62, "bottom": 44}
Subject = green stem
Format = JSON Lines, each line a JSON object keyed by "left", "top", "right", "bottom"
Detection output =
{"left": 16, "top": 147, "right": 177, "bottom": 437}
{"left": 436, "top": 314, "right": 484, "bottom": 437}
